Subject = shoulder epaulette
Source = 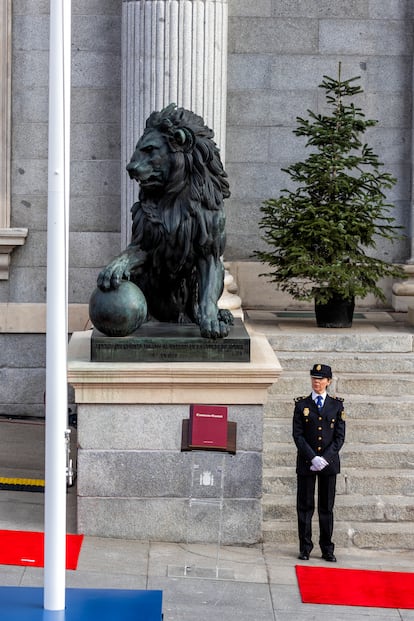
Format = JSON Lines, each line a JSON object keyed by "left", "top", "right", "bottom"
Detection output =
{"left": 294, "top": 395, "right": 307, "bottom": 403}
{"left": 332, "top": 396, "right": 344, "bottom": 402}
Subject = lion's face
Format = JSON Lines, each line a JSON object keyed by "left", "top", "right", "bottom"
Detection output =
{"left": 126, "top": 129, "right": 171, "bottom": 191}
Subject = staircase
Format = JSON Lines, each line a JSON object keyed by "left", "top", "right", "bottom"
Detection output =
{"left": 248, "top": 312, "right": 414, "bottom": 550}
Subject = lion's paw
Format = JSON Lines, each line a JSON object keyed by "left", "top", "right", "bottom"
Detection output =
{"left": 97, "top": 257, "right": 130, "bottom": 291}
{"left": 199, "top": 315, "right": 231, "bottom": 339}
{"left": 218, "top": 309, "right": 234, "bottom": 326}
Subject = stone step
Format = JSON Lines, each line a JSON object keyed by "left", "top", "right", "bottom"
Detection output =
{"left": 263, "top": 443, "right": 414, "bottom": 470}
{"left": 263, "top": 419, "right": 414, "bottom": 444}
{"left": 264, "top": 395, "right": 414, "bottom": 419}
{"left": 262, "top": 519, "right": 414, "bottom": 549}
{"left": 258, "top": 315, "right": 414, "bottom": 552}
{"left": 338, "top": 374, "right": 414, "bottom": 397}
{"left": 276, "top": 351, "right": 414, "bottom": 374}
{"left": 263, "top": 443, "right": 296, "bottom": 468}
{"left": 263, "top": 494, "right": 414, "bottom": 522}
{"left": 263, "top": 467, "right": 414, "bottom": 497}
{"left": 266, "top": 332, "right": 413, "bottom": 353}
{"left": 268, "top": 372, "right": 414, "bottom": 396}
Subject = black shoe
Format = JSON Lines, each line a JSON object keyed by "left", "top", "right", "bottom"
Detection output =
{"left": 298, "top": 552, "right": 309, "bottom": 560}
{"left": 322, "top": 553, "right": 337, "bottom": 562}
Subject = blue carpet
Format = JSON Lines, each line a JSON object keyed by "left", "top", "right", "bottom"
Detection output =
{"left": 0, "top": 587, "right": 162, "bottom": 620}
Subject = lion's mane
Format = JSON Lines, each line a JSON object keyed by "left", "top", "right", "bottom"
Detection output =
{"left": 130, "top": 104, "right": 230, "bottom": 271}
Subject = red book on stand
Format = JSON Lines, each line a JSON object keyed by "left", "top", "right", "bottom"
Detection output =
{"left": 189, "top": 404, "right": 228, "bottom": 449}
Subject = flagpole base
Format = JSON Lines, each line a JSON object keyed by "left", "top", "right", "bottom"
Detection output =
{"left": 0, "top": 587, "right": 162, "bottom": 620}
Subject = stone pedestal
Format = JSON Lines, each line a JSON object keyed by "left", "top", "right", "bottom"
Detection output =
{"left": 67, "top": 327, "right": 281, "bottom": 544}
{"left": 392, "top": 264, "right": 414, "bottom": 311}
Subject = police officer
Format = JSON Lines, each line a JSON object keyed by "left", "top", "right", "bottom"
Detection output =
{"left": 292, "top": 363, "right": 346, "bottom": 562}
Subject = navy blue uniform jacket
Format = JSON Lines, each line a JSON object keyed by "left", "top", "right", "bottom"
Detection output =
{"left": 292, "top": 394, "right": 346, "bottom": 476}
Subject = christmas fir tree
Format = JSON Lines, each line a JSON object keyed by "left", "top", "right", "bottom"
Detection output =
{"left": 255, "top": 63, "right": 406, "bottom": 312}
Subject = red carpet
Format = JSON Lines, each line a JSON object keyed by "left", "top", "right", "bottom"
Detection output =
{"left": 296, "top": 565, "right": 414, "bottom": 609}
{"left": 0, "top": 530, "right": 83, "bottom": 569}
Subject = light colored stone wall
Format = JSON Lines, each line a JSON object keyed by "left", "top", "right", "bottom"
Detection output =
{"left": 225, "top": 0, "right": 413, "bottom": 264}
{"left": 3, "top": 0, "right": 412, "bottom": 306}
{"left": 77, "top": 403, "right": 264, "bottom": 543}
{"left": 0, "top": 1, "right": 123, "bottom": 415}
{"left": 4, "top": 1, "right": 412, "bottom": 307}
{"left": 3, "top": 0, "right": 122, "bottom": 308}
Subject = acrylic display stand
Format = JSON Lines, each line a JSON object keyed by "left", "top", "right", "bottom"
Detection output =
{"left": 168, "top": 451, "right": 235, "bottom": 580}
{"left": 169, "top": 415, "right": 237, "bottom": 581}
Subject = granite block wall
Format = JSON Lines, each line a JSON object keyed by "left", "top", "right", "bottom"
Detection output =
{"left": 5, "top": 0, "right": 123, "bottom": 309}
{"left": 4, "top": 0, "right": 412, "bottom": 303}
{"left": 1, "top": 1, "right": 123, "bottom": 415}
{"left": 0, "top": 334, "right": 45, "bottom": 417}
{"left": 77, "top": 403, "right": 264, "bottom": 543}
{"left": 225, "top": 0, "right": 413, "bottom": 261}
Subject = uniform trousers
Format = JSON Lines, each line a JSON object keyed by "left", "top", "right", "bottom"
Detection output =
{"left": 297, "top": 473, "right": 337, "bottom": 555}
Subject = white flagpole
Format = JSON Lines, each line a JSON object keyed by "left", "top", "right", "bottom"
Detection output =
{"left": 44, "top": 0, "right": 71, "bottom": 611}
{"left": 63, "top": 0, "right": 71, "bottom": 281}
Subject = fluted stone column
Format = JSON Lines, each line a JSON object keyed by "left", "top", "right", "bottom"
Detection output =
{"left": 392, "top": 57, "right": 414, "bottom": 312}
{"left": 121, "top": 0, "right": 228, "bottom": 247}
{"left": 409, "top": 55, "right": 414, "bottom": 266}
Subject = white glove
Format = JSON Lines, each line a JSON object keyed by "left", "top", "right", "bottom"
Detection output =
{"left": 310, "top": 456, "right": 329, "bottom": 471}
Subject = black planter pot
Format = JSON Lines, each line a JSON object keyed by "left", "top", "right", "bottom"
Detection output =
{"left": 315, "top": 295, "right": 355, "bottom": 328}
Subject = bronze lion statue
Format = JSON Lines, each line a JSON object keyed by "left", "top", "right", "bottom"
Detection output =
{"left": 97, "top": 104, "right": 233, "bottom": 339}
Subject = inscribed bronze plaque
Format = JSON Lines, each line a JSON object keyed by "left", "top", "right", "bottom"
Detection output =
{"left": 90, "top": 318, "right": 250, "bottom": 363}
